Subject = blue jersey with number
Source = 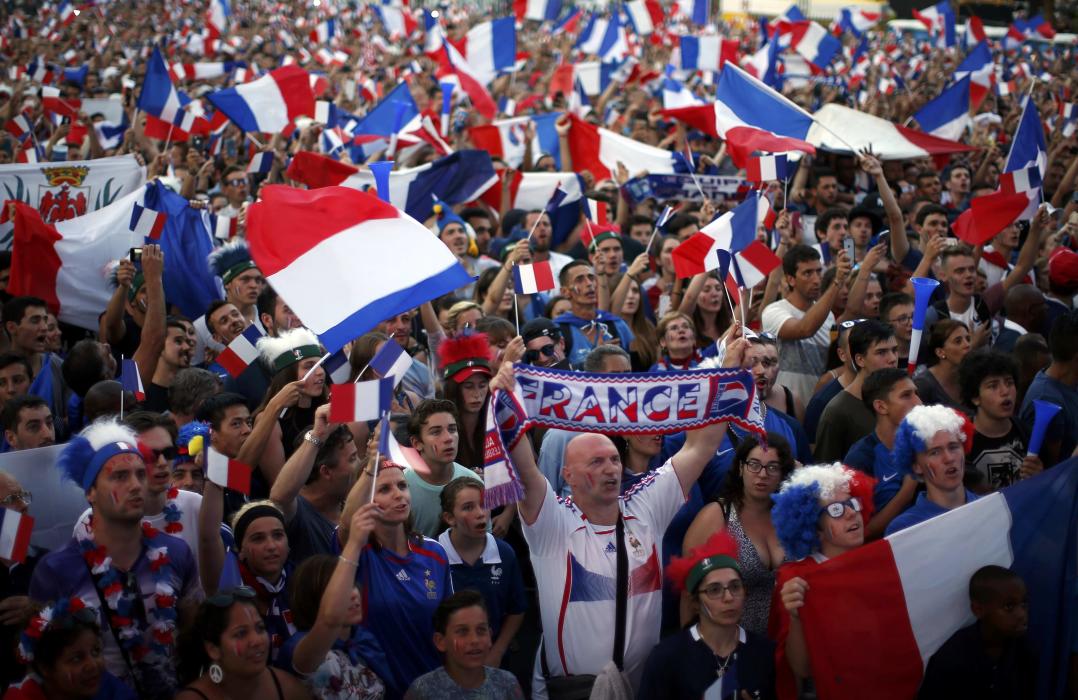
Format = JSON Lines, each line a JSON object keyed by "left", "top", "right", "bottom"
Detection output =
{"left": 355, "top": 537, "right": 453, "bottom": 699}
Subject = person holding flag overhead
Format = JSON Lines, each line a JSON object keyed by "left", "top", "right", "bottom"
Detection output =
{"left": 338, "top": 420, "right": 452, "bottom": 700}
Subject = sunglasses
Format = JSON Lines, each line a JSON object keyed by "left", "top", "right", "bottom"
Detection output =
{"left": 822, "top": 497, "right": 862, "bottom": 519}
{"left": 225, "top": 178, "right": 248, "bottom": 186}
{"left": 699, "top": 579, "right": 745, "bottom": 600}
{"left": 523, "top": 344, "right": 557, "bottom": 364}
{"left": 206, "top": 585, "right": 257, "bottom": 607}
{"left": 149, "top": 446, "right": 179, "bottom": 461}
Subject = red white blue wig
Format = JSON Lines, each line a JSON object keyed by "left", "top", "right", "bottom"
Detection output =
{"left": 891, "top": 405, "right": 973, "bottom": 478}
{"left": 771, "top": 463, "right": 876, "bottom": 561}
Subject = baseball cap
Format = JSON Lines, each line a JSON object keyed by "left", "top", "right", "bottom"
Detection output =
{"left": 521, "top": 318, "right": 561, "bottom": 345}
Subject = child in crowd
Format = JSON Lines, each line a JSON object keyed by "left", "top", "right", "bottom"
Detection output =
{"left": 918, "top": 565, "right": 1037, "bottom": 699}
{"left": 404, "top": 591, "right": 524, "bottom": 699}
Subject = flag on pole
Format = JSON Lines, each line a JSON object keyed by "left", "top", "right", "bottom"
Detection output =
{"left": 368, "top": 339, "right": 412, "bottom": 386}
{"left": 215, "top": 324, "right": 264, "bottom": 377}
{"left": 329, "top": 379, "right": 394, "bottom": 423}
{"left": 206, "top": 447, "right": 252, "bottom": 494}
{"left": 246, "top": 150, "right": 273, "bottom": 174}
{"left": 0, "top": 507, "right": 33, "bottom": 563}
{"left": 999, "top": 165, "right": 1042, "bottom": 195}
{"left": 129, "top": 203, "right": 168, "bottom": 241}
{"left": 120, "top": 358, "right": 145, "bottom": 401}
{"left": 512, "top": 261, "right": 557, "bottom": 294}
{"left": 322, "top": 348, "right": 352, "bottom": 384}
{"left": 746, "top": 153, "right": 789, "bottom": 183}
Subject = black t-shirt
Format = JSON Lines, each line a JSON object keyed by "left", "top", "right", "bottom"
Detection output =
{"left": 918, "top": 622, "right": 1036, "bottom": 700}
{"left": 143, "top": 381, "right": 170, "bottom": 413}
{"left": 638, "top": 625, "right": 776, "bottom": 700}
{"left": 285, "top": 495, "right": 338, "bottom": 565}
{"left": 966, "top": 419, "right": 1029, "bottom": 493}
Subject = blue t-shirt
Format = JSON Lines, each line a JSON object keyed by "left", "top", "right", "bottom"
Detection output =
{"left": 804, "top": 377, "right": 843, "bottom": 444}
{"left": 355, "top": 538, "right": 453, "bottom": 699}
{"left": 1019, "top": 370, "right": 1078, "bottom": 467}
{"left": 553, "top": 311, "right": 634, "bottom": 368}
{"left": 847, "top": 431, "right": 909, "bottom": 514}
{"left": 435, "top": 532, "right": 526, "bottom": 641}
{"left": 885, "top": 490, "right": 979, "bottom": 537}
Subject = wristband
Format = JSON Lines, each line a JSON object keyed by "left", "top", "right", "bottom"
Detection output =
{"left": 339, "top": 555, "right": 359, "bottom": 567}
{"left": 304, "top": 430, "right": 324, "bottom": 448}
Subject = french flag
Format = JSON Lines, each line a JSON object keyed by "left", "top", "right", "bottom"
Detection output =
{"left": 679, "top": 0, "right": 710, "bottom": 25}
{"left": 729, "top": 240, "right": 781, "bottom": 289}
{"left": 962, "top": 14, "right": 987, "bottom": 49}
{"left": 552, "top": 7, "right": 583, "bottom": 35}
{"left": 436, "top": 44, "right": 497, "bottom": 120}
{"left": 679, "top": 35, "right": 726, "bottom": 72}
{"left": 215, "top": 324, "right": 264, "bottom": 378}
{"left": 170, "top": 62, "right": 231, "bottom": 82}
{"left": 662, "top": 63, "right": 815, "bottom": 168}
{"left": 309, "top": 19, "right": 337, "bottom": 44}
{"left": 120, "top": 358, "right": 145, "bottom": 402}
{"left": 1003, "top": 99, "right": 1048, "bottom": 219}
{"left": 137, "top": 46, "right": 190, "bottom": 126}
{"left": 745, "top": 153, "right": 788, "bottom": 183}
{"left": 208, "top": 213, "right": 239, "bottom": 241}
{"left": 624, "top": 0, "right": 663, "bottom": 34}
{"left": 672, "top": 194, "right": 773, "bottom": 278}
{"left": 376, "top": 5, "right": 418, "bottom": 38}
{"left": 352, "top": 81, "right": 420, "bottom": 137}
{"left": 513, "top": 0, "right": 562, "bottom": 22}
{"left": 513, "top": 260, "right": 557, "bottom": 295}
{"left": 795, "top": 463, "right": 1078, "bottom": 700}
{"left": 953, "top": 41, "right": 993, "bottom": 108}
{"left": 913, "top": 76, "right": 971, "bottom": 141}
{"left": 912, "top": 1, "right": 956, "bottom": 48}
{"left": 129, "top": 203, "right": 168, "bottom": 241}
{"left": 206, "top": 0, "right": 231, "bottom": 38}
{"left": 835, "top": 6, "right": 880, "bottom": 37}
{"left": 781, "top": 20, "right": 843, "bottom": 69}
{"left": 564, "top": 113, "right": 678, "bottom": 180}
{"left": 329, "top": 379, "right": 394, "bottom": 423}
{"left": 998, "top": 164, "right": 1041, "bottom": 195}
{"left": 322, "top": 348, "right": 352, "bottom": 385}
{"left": 662, "top": 70, "right": 704, "bottom": 109}
{"left": 246, "top": 150, "right": 273, "bottom": 175}
{"left": 0, "top": 508, "right": 33, "bottom": 563}
{"left": 206, "top": 65, "right": 315, "bottom": 134}
{"left": 206, "top": 448, "right": 252, "bottom": 494}
{"left": 285, "top": 150, "right": 497, "bottom": 224}
{"left": 368, "top": 338, "right": 412, "bottom": 386}
{"left": 4, "top": 114, "right": 31, "bottom": 140}
{"left": 246, "top": 185, "right": 474, "bottom": 354}
{"left": 458, "top": 17, "right": 517, "bottom": 84}
{"left": 481, "top": 171, "right": 585, "bottom": 245}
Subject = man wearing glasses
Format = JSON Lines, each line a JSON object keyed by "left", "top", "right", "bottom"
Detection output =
{"left": 879, "top": 293, "right": 915, "bottom": 370}
{"left": 0, "top": 470, "right": 42, "bottom": 688}
{"left": 217, "top": 166, "right": 250, "bottom": 218}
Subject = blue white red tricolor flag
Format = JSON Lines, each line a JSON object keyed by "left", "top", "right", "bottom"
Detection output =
{"left": 129, "top": 203, "right": 167, "bottom": 241}
{"left": 746, "top": 153, "right": 788, "bottom": 183}
{"left": 368, "top": 339, "right": 411, "bottom": 387}
{"left": 205, "top": 65, "right": 315, "bottom": 134}
{"left": 215, "top": 324, "right": 263, "bottom": 378}
{"left": 206, "top": 447, "right": 252, "bottom": 494}
{"left": 672, "top": 193, "right": 774, "bottom": 278}
{"left": 329, "top": 378, "right": 394, "bottom": 423}
{"left": 120, "top": 358, "right": 145, "bottom": 402}
{"left": 513, "top": 261, "right": 556, "bottom": 295}
{"left": 0, "top": 507, "right": 34, "bottom": 563}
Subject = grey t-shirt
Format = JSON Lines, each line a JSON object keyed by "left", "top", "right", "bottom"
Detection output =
{"left": 761, "top": 298, "right": 835, "bottom": 405}
{"left": 814, "top": 389, "right": 876, "bottom": 464}
{"left": 404, "top": 463, "right": 483, "bottom": 538}
{"left": 404, "top": 666, "right": 524, "bottom": 700}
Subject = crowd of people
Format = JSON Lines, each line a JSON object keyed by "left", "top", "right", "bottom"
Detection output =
{"left": 0, "top": 0, "right": 1077, "bottom": 698}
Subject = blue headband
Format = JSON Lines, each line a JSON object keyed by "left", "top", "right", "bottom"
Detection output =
{"left": 83, "top": 441, "right": 142, "bottom": 491}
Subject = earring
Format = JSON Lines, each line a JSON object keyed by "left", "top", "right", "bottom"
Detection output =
{"left": 209, "top": 663, "right": 224, "bottom": 684}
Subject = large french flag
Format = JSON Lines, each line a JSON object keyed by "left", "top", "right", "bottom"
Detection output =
{"left": 808, "top": 103, "right": 976, "bottom": 160}
{"left": 352, "top": 81, "right": 420, "bottom": 137}
{"left": 206, "top": 65, "right": 314, "bottom": 134}
{"left": 479, "top": 171, "right": 584, "bottom": 244}
{"left": 286, "top": 150, "right": 498, "bottom": 224}
{"left": 513, "top": 0, "right": 562, "bottom": 22}
{"left": 672, "top": 194, "right": 771, "bottom": 279}
{"left": 913, "top": 76, "right": 971, "bottom": 141}
{"left": 953, "top": 41, "right": 994, "bottom": 109}
{"left": 247, "top": 185, "right": 474, "bottom": 354}
{"left": 457, "top": 17, "right": 517, "bottom": 85}
{"left": 565, "top": 114, "right": 678, "bottom": 180}
{"left": 1003, "top": 99, "right": 1048, "bottom": 220}
{"left": 913, "top": 0, "right": 956, "bottom": 47}
{"left": 468, "top": 113, "right": 561, "bottom": 169}
{"left": 797, "top": 462, "right": 1078, "bottom": 700}
{"left": 137, "top": 46, "right": 189, "bottom": 124}
{"left": 662, "top": 63, "right": 816, "bottom": 168}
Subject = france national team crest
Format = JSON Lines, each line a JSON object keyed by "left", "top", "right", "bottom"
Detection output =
{"left": 424, "top": 569, "right": 438, "bottom": 599}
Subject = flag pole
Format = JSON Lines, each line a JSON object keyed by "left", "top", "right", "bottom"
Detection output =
{"left": 369, "top": 412, "right": 385, "bottom": 504}
{"left": 119, "top": 354, "right": 125, "bottom": 419}
{"left": 514, "top": 294, "right": 520, "bottom": 336}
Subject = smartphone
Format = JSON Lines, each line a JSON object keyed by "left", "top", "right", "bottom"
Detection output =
{"left": 843, "top": 237, "right": 855, "bottom": 260}
{"left": 129, "top": 247, "right": 143, "bottom": 263}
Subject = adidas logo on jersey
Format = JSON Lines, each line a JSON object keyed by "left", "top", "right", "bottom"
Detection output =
{"left": 605, "top": 541, "right": 617, "bottom": 554}
{"left": 396, "top": 569, "right": 410, "bottom": 582}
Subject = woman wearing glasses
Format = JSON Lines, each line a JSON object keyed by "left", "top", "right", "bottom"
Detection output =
{"left": 175, "top": 586, "right": 309, "bottom": 700}
{"left": 638, "top": 530, "right": 776, "bottom": 700}
{"left": 682, "top": 433, "right": 795, "bottom": 635}
{"left": 768, "top": 464, "right": 876, "bottom": 700}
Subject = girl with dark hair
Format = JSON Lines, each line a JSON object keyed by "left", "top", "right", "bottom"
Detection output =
{"left": 437, "top": 333, "right": 493, "bottom": 472}
{"left": 5, "top": 598, "right": 135, "bottom": 700}
{"left": 913, "top": 318, "right": 972, "bottom": 412}
{"left": 337, "top": 444, "right": 452, "bottom": 700}
{"left": 278, "top": 544, "right": 384, "bottom": 698}
{"left": 680, "top": 272, "right": 733, "bottom": 349}
{"left": 681, "top": 433, "right": 795, "bottom": 635}
{"left": 255, "top": 328, "right": 330, "bottom": 460}
{"left": 175, "top": 587, "right": 309, "bottom": 700}
{"left": 611, "top": 272, "right": 659, "bottom": 370}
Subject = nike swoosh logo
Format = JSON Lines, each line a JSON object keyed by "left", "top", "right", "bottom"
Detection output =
{"left": 882, "top": 474, "right": 897, "bottom": 482}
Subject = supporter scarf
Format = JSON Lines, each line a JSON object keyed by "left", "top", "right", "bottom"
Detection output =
{"left": 482, "top": 389, "right": 524, "bottom": 509}
{"left": 484, "top": 365, "right": 765, "bottom": 504}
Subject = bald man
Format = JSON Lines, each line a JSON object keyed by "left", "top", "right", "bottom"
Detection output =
{"left": 491, "top": 337, "right": 749, "bottom": 694}
{"left": 995, "top": 284, "right": 1048, "bottom": 354}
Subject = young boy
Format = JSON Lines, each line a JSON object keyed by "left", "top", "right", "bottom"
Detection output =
{"left": 918, "top": 565, "right": 1036, "bottom": 699}
{"left": 959, "top": 350, "right": 1043, "bottom": 494}
{"left": 436, "top": 477, "right": 527, "bottom": 669}
{"left": 404, "top": 590, "right": 524, "bottom": 699}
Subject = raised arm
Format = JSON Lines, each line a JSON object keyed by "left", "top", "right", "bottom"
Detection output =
{"left": 339, "top": 425, "right": 380, "bottom": 548}
{"left": 776, "top": 252, "right": 851, "bottom": 340}
{"left": 236, "top": 381, "right": 301, "bottom": 485}
{"left": 839, "top": 243, "right": 887, "bottom": 322}
{"left": 269, "top": 404, "right": 332, "bottom": 522}
{"left": 198, "top": 474, "right": 226, "bottom": 595}
{"left": 100, "top": 258, "right": 135, "bottom": 346}
{"left": 860, "top": 153, "right": 907, "bottom": 264}
{"left": 131, "top": 244, "right": 166, "bottom": 382}
{"left": 1001, "top": 204, "right": 1048, "bottom": 290}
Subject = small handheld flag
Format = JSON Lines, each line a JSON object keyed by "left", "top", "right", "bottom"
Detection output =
{"left": 746, "top": 153, "right": 789, "bottom": 183}
{"left": 215, "top": 324, "right": 263, "bottom": 378}
{"left": 512, "top": 260, "right": 556, "bottom": 295}
{"left": 322, "top": 348, "right": 352, "bottom": 384}
{"left": 1028, "top": 400, "right": 1062, "bottom": 457}
{"left": 246, "top": 150, "right": 273, "bottom": 175}
{"left": 129, "top": 203, "right": 168, "bottom": 241}
{"left": 908, "top": 277, "right": 939, "bottom": 374}
{"left": 329, "top": 378, "right": 394, "bottom": 423}
{"left": 120, "top": 359, "right": 145, "bottom": 402}
{"left": 367, "top": 340, "right": 411, "bottom": 386}
{"left": 206, "top": 447, "right": 253, "bottom": 494}
{"left": 0, "top": 507, "right": 33, "bottom": 563}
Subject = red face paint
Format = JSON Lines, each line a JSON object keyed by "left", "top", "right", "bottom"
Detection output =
{"left": 584, "top": 473, "right": 595, "bottom": 490}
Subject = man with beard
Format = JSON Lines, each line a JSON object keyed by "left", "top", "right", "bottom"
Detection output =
{"left": 743, "top": 335, "right": 811, "bottom": 464}
{"left": 762, "top": 245, "right": 851, "bottom": 405}
{"left": 256, "top": 285, "right": 303, "bottom": 338}
{"left": 145, "top": 317, "right": 194, "bottom": 412}
{"left": 521, "top": 318, "right": 571, "bottom": 370}
{"left": 30, "top": 419, "right": 200, "bottom": 699}
{"left": 1, "top": 396, "right": 55, "bottom": 450}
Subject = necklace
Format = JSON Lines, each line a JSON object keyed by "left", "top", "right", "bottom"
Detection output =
{"left": 715, "top": 650, "right": 737, "bottom": 678}
{"left": 162, "top": 487, "right": 183, "bottom": 534}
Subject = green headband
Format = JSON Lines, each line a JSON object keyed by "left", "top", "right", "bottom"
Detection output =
{"left": 222, "top": 260, "right": 258, "bottom": 285}
{"left": 271, "top": 344, "right": 322, "bottom": 373}
{"left": 442, "top": 357, "right": 491, "bottom": 380}
{"left": 687, "top": 554, "right": 741, "bottom": 594}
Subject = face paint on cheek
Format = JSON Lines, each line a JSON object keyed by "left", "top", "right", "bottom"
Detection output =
{"left": 453, "top": 638, "right": 467, "bottom": 657}
{"left": 584, "top": 473, "right": 595, "bottom": 490}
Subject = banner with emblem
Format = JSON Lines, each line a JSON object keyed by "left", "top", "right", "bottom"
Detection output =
{"left": 0, "top": 155, "right": 146, "bottom": 248}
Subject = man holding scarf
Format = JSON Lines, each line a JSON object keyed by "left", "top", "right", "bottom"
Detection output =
{"left": 489, "top": 333, "right": 750, "bottom": 696}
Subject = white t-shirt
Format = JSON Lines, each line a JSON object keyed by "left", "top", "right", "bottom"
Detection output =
{"left": 761, "top": 298, "right": 835, "bottom": 405}
{"left": 523, "top": 463, "right": 684, "bottom": 688}
{"left": 74, "top": 489, "right": 203, "bottom": 565}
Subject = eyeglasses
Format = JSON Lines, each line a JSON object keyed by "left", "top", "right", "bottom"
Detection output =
{"left": 523, "top": 344, "right": 557, "bottom": 364}
{"left": 838, "top": 318, "right": 868, "bottom": 330}
{"left": 0, "top": 490, "right": 31, "bottom": 507}
{"left": 149, "top": 446, "right": 178, "bottom": 462}
{"left": 890, "top": 314, "right": 913, "bottom": 325}
{"left": 743, "top": 459, "right": 782, "bottom": 475}
{"left": 206, "top": 585, "right": 257, "bottom": 607}
{"left": 699, "top": 580, "right": 745, "bottom": 600}
{"left": 822, "top": 497, "right": 862, "bottom": 519}
{"left": 225, "top": 178, "right": 248, "bottom": 187}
